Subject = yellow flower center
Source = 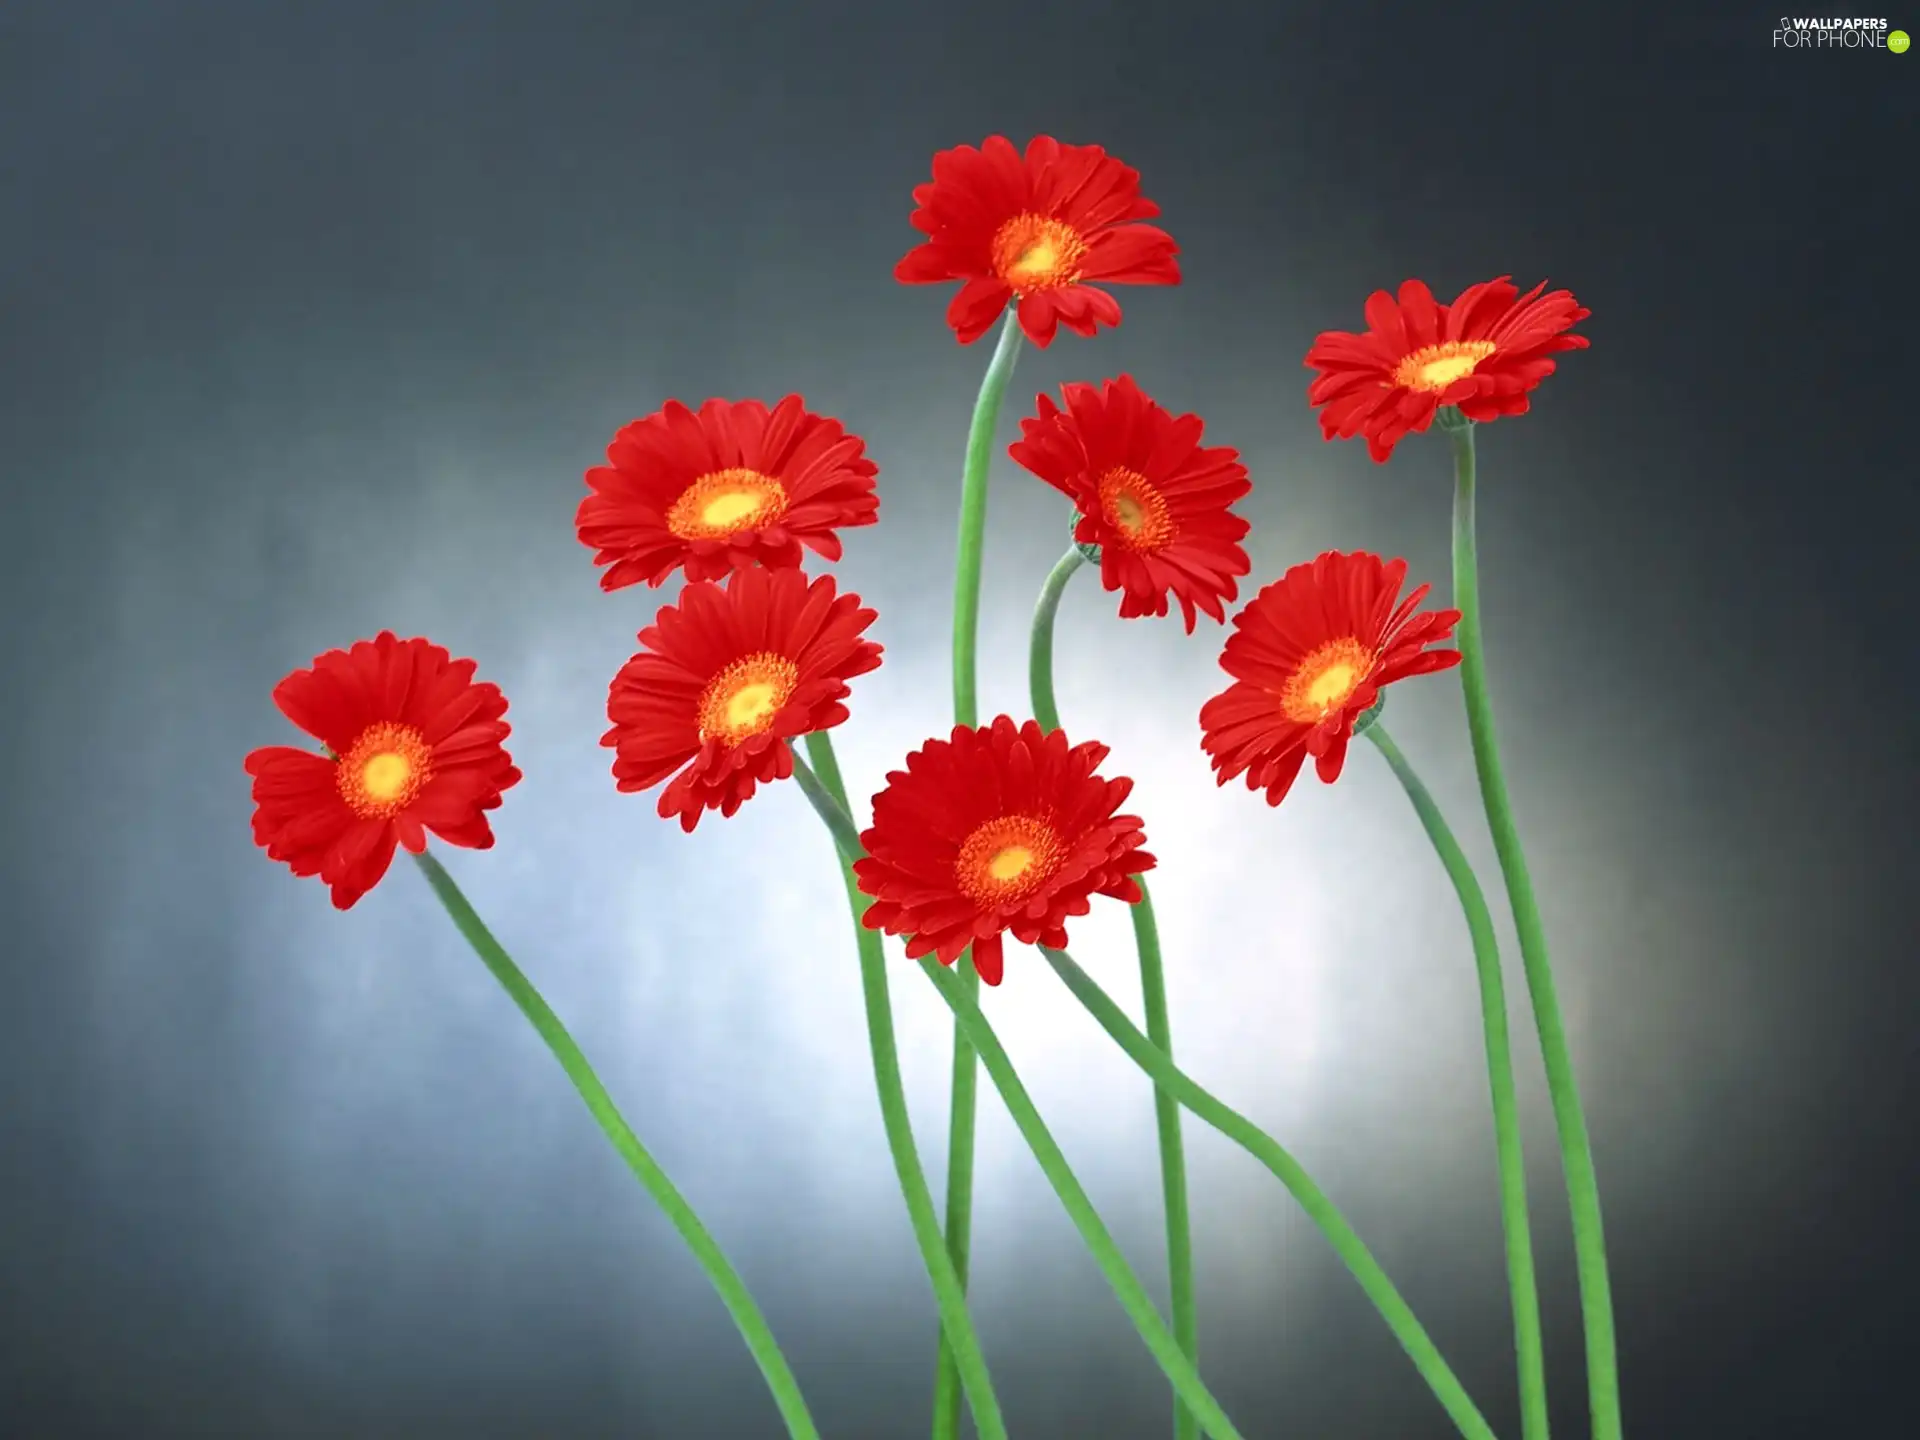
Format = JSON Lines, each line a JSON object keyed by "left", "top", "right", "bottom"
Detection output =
{"left": 1391, "top": 340, "right": 1498, "bottom": 393}
{"left": 1280, "top": 637, "right": 1376, "bottom": 723}
{"left": 697, "top": 651, "right": 799, "bottom": 745}
{"left": 336, "top": 721, "right": 433, "bottom": 817}
{"left": 955, "top": 814, "right": 1063, "bottom": 906}
{"left": 1096, "top": 466, "right": 1175, "bottom": 551}
{"left": 989, "top": 845, "right": 1034, "bottom": 880}
{"left": 989, "top": 213, "right": 1089, "bottom": 293}
{"left": 666, "top": 468, "right": 789, "bottom": 541}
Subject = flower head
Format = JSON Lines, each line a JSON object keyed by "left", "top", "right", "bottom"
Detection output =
{"left": 1009, "top": 375, "right": 1251, "bottom": 631}
{"left": 577, "top": 395, "right": 880, "bottom": 591}
{"left": 1305, "top": 276, "right": 1590, "bottom": 462}
{"left": 1201, "top": 551, "right": 1462, "bottom": 805}
{"left": 245, "top": 633, "right": 522, "bottom": 909}
{"left": 854, "top": 716, "right": 1154, "bottom": 985}
{"left": 603, "top": 565, "right": 882, "bottom": 831}
{"left": 894, "top": 135, "right": 1181, "bottom": 348}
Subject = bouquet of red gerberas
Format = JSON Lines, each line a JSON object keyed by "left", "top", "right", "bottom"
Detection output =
{"left": 245, "top": 135, "right": 1612, "bottom": 1440}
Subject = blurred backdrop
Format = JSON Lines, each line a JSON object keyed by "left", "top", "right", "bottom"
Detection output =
{"left": 2, "top": 2, "right": 1913, "bottom": 1436}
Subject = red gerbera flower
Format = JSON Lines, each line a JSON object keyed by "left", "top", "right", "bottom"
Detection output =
{"left": 576, "top": 395, "right": 880, "bottom": 591}
{"left": 603, "top": 565, "right": 882, "bottom": 832}
{"left": 893, "top": 135, "right": 1181, "bottom": 348}
{"left": 1009, "top": 374, "right": 1252, "bottom": 631}
{"left": 853, "top": 716, "right": 1155, "bottom": 986}
{"left": 244, "top": 632, "right": 522, "bottom": 909}
{"left": 1304, "top": 276, "right": 1590, "bottom": 462}
{"left": 1200, "top": 551, "right": 1463, "bottom": 806}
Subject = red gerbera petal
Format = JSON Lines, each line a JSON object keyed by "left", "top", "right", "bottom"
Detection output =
{"left": 1200, "top": 552, "right": 1463, "bottom": 806}
{"left": 894, "top": 135, "right": 1181, "bottom": 348}
{"left": 576, "top": 395, "right": 880, "bottom": 592}
{"left": 1009, "top": 375, "right": 1252, "bottom": 631}
{"left": 244, "top": 632, "right": 522, "bottom": 909}
{"left": 1303, "top": 276, "right": 1590, "bottom": 462}
{"left": 602, "top": 566, "right": 883, "bottom": 832}
{"left": 853, "top": 716, "right": 1155, "bottom": 985}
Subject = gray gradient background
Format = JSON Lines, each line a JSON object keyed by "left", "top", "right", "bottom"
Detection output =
{"left": 3, "top": 2, "right": 1913, "bottom": 1436}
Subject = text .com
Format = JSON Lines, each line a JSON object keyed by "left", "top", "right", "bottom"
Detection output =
{"left": 1773, "top": 16, "right": 1894, "bottom": 46}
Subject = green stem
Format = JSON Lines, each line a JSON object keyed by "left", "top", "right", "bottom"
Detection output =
{"left": 1027, "top": 546, "right": 1085, "bottom": 734}
{"left": 1126, "top": 885, "right": 1200, "bottom": 1440}
{"left": 795, "top": 733, "right": 1010, "bottom": 1440}
{"left": 1040, "top": 946, "right": 1501, "bottom": 1440}
{"left": 1365, "top": 723, "right": 1548, "bottom": 1440}
{"left": 934, "top": 304, "right": 1026, "bottom": 1440}
{"left": 952, "top": 308, "right": 1027, "bottom": 731}
{"left": 408, "top": 851, "right": 820, "bottom": 1440}
{"left": 789, "top": 751, "right": 1248, "bottom": 1440}
{"left": 916, "top": 954, "right": 1245, "bottom": 1440}
{"left": 1029, "top": 542, "right": 1200, "bottom": 1440}
{"left": 790, "top": 739, "right": 864, "bottom": 870}
{"left": 1445, "top": 414, "right": 1621, "bottom": 1440}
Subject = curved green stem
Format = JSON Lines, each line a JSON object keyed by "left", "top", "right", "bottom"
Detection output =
{"left": 794, "top": 734, "right": 1010, "bottom": 1440}
{"left": 1445, "top": 413, "right": 1621, "bottom": 1440}
{"left": 934, "top": 305, "right": 1026, "bottom": 1440}
{"left": 1366, "top": 723, "right": 1548, "bottom": 1440}
{"left": 1028, "top": 546, "right": 1085, "bottom": 734}
{"left": 790, "top": 752, "right": 1247, "bottom": 1440}
{"left": 1040, "top": 945, "right": 1500, "bottom": 1440}
{"left": 1030, "top": 542, "right": 1200, "bottom": 1440}
{"left": 409, "top": 851, "right": 820, "bottom": 1440}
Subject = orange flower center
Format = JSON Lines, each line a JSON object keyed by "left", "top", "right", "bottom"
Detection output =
{"left": 955, "top": 813, "right": 1063, "bottom": 907}
{"left": 1097, "top": 466, "right": 1175, "bottom": 551}
{"left": 336, "top": 721, "right": 433, "bottom": 817}
{"left": 989, "top": 213, "right": 1088, "bottom": 293}
{"left": 666, "top": 468, "right": 789, "bottom": 541}
{"left": 697, "top": 651, "right": 799, "bottom": 745}
{"left": 1391, "top": 340, "right": 1498, "bottom": 393}
{"left": 1281, "top": 637, "right": 1376, "bottom": 723}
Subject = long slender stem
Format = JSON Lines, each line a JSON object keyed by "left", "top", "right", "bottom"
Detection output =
{"left": 1125, "top": 885, "right": 1200, "bottom": 1440}
{"left": 1365, "top": 722, "right": 1548, "bottom": 1440}
{"left": 791, "top": 752, "right": 1247, "bottom": 1440}
{"left": 795, "top": 733, "right": 1010, "bottom": 1440}
{"left": 1027, "top": 546, "right": 1085, "bottom": 734}
{"left": 952, "top": 305, "right": 1027, "bottom": 730}
{"left": 1445, "top": 414, "right": 1621, "bottom": 1440}
{"left": 915, "top": 954, "right": 1245, "bottom": 1440}
{"left": 1029, "top": 542, "right": 1200, "bottom": 1440}
{"left": 1040, "top": 945, "right": 1501, "bottom": 1440}
{"left": 933, "top": 305, "right": 1026, "bottom": 1440}
{"left": 408, "top": 851, "right": 820, "bottom": 1440}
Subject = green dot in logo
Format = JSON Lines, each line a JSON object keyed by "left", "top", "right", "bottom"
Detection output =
{"left": 1891, "top": 29, "right": 1911, "bottom": 52}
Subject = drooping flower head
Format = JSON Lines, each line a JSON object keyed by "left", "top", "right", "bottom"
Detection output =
{"left": 1305, "top": 277, "right": 1590, "bottom": 462}
{"left": 245, "top": 632, "right": 522, "bottom": 909}
{"left": 576, "top": 395, "right": 880, "bottom": 591}
{"left": 1009, "top": 374, "right": 1252, "bottom": 631}
{"left": 603, "top": 565, "right": 882, "bottom": 832}
{"left": 894, "top": 135, "right": 1181, "bottom": 348}
{"left": 1201, "top": 551, "right": 1462, "bottom": 806}
{"left": 854, "top": 716, "right": 1154, "bottom": 985}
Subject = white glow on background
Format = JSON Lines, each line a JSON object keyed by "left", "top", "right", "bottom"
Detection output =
{"left": 6, "top": 8, "right": 1903, "bottom": 1431}
{"left": 40, "top": 262, "right": 1856, "bottom": 1437}
{"left": 211, "top": 422, "right": 1530, "bottom": 1257}
{"left": 50, "top": 312, "right": 1714, "bottom": 1435}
